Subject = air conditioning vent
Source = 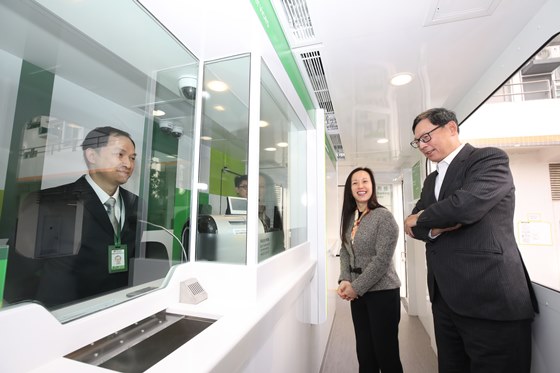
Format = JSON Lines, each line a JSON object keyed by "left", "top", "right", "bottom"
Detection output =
{"left": 280, "top": 0, "right": 315, "bottom": 41}
{"left": 279, "top": 0, "right": 344, "bottom": 159}
{"left": 299, "top": 50, "right": 345, "bottom": 159}
{"left": 550, "top": 163, "right": 560, "bottom": 200}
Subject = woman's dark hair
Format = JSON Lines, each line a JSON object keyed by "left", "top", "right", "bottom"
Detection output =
{"left": 339, "top": 167, "right": 383, "bottom": 245}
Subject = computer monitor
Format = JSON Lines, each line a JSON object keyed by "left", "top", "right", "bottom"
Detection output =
{"left": 226, "top": 196, "right": 247, "bottom": 215}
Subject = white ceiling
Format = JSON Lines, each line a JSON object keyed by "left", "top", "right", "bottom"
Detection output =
{"left": 8, "top": 0, "right": 556, "bottom": 181}
{"left": 273, "top": 0, "right": 550, "bottom": 175}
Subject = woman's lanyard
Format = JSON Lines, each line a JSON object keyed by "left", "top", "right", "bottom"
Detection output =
{"left": 351, "top": 207, "right": 369, "bottom": 245}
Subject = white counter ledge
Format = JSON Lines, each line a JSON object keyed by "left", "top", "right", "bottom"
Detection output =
{"left": 2, "top": 244, "right": 318, "bottom": 373}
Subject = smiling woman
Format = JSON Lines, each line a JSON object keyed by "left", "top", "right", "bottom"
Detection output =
{"left": 338, "top": 166, "right": 403, "bottom": 372}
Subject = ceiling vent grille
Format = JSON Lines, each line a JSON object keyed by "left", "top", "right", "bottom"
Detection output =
{"left": 280, "top": 0, "right": 315, "bottom": 41}
{"left": 300, "top": 50, "right": 345, "bottom": 159}
{"left": 279, "top": 0, "right": 343, "bottom": 159}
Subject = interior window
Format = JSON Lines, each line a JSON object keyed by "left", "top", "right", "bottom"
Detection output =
{"left": 460, "top": 33, "right": 560, "bottom": 291}
{"left": 0, "top": 0, "right": 198, "bottom": 321}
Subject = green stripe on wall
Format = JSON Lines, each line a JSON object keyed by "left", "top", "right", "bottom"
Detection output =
{"left": 325, "top": 134, "right": 337, "bottom": 166}
{"left": 250, "top": 0, "right": 315, "bottom": 115}
{"left": 0, "top": 61, "right": 54, "bottom": 238}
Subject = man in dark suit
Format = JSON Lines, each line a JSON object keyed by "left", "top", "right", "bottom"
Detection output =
{"left": 6, "top": 126, "right": 139, "bottom": 308}
{"left": 404, "top": 108, "right": 538, "bottom": 373}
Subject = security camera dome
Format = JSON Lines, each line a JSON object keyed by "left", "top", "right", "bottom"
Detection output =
{"left": 159, "top": 120, "right": 174, "bottom": 133}
{"left": 178, "top": 75, "right": 197, "bottom": 100}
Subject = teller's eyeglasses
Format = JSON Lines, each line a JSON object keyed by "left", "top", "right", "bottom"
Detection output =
{"left": 410, "top": 125, "right": 444, "bottom": 148}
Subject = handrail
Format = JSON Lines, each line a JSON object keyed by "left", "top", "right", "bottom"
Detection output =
{"left": 491, "top": 78, "right": 556, "bottom": 101}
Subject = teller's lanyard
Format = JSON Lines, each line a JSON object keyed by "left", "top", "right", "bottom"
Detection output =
{"left": 351, "top": 207, "right": 369, "bottom": 245}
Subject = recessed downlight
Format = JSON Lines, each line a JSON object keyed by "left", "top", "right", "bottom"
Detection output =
{"left": 390, "top": 72, "right": 413, "bottom": 86}
{"left": 377, "top": 138, "right": 389, "bottom": 144}
{"left": 259, "top": 120, "right": 269, "bottom": 128}
{"left": 264, "top": 147, "right": 277, "bottom": 152}
{"left": 277, "top": 142, "right": 288, "bottom": 147}
{"left": 214, "top": 105, "right": 225, "bottom": 112}
{"left": 153, "top": 109, "right": 166, "bottom": 116}
{"left": 207, "top": 80, "right": 229, "bottom": 92}
{"left": 201, "top": 136, "right": 213, "bottom": 141}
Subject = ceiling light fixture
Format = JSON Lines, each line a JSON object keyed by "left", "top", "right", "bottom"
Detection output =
{"left": 201, "top": 136, "right": 213, "bottom": 141}
{"left": 153, "top": 109, "right": 166, "bottom": 116}
{"left": 207, "top": 80, "right": 229, "bottom": 92}
{"left": 377, "top": 138, "right": 389, "bottom": 144}
{"left": 214, "top": 105, "right": 225, "bottom": 111}
{"left": 259, "top": 120, "right": 269, "bottom": 128}
{"left": 277, "top": 142, "right": 288, "bottom": 147}
{"left": 264, "top": 147, "right": 277, "bottom": 152}
{"left": 390, "top": 72, "right": 413, "bottom": 86}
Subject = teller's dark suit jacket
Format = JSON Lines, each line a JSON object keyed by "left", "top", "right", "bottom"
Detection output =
{"left": 411, "top": 144, "right": 538, "bottom": 321}
{"left": 6, "top": 175, "right": 139, "bottom": 308}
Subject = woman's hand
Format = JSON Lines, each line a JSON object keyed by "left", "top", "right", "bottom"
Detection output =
{"left": 337, "top": 281, "right": 358, "bottom": 301}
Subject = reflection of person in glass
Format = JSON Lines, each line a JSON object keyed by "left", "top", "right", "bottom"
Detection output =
{"left": 225, "top": 175, "right": 247, "bottom": 215}
{"left": 6, "top": 126, "right": 139, "bottom": 308}
{"left": 258, "top": 173, "right": 282, "bottom": 232}
{"left": 235, "top": 175, "right": 248, "bottom": 198}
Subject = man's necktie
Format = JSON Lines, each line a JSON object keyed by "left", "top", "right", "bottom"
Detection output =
{"left": 104, "top": 197, "right": 119, "bottom": 234}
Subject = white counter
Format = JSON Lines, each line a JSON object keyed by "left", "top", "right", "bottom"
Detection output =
{"left": 1, "top": 244, "right": 319, "bottom": 373}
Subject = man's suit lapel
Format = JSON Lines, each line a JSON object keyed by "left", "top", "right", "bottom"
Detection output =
{"left": 424, "top": 172, "right": 438, "bottom": 205}
{"left": 438, "top": 144, "right": 474, "bottom": 201}
{"left": 74, "top": 176, "right": 115, "bottom": 235}
{"left": 120, "top": 189, "right": 138, "bottom": 236}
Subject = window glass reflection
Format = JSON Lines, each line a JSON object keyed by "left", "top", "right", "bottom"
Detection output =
{"left": 192, "top": 55, "right": 250, "bottom": 264}
{"left": 0, "top": 0, "right": 197, "bottom": 321}
{"left": 461, "top": 33, "right": 560, "bottom": 291}
{"left": 258, "top": 61, "right": 307, "bottom": 262}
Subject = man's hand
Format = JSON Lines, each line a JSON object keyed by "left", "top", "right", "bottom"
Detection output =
{"left": 404, "top": 210, "right": 423, "bottom": 237}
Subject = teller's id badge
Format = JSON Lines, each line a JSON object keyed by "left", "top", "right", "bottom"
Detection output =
{"left": 108, "top": 244, "right": 128, "bottom": 273}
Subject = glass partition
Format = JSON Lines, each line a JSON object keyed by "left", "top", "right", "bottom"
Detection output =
{"left": 191, "top": 56, "right": 308, "bottom": 265}
{"left": 193, "top": 54, "right": 251, "bottom": 264}
{"left": 258, "top": 61, "right": 307, "bottom": 262}
{"left": 0, "top": 0, "right": 198, "bottom": 322}
{"left": 461, "top": 33, "right": 560, "bottom": 291}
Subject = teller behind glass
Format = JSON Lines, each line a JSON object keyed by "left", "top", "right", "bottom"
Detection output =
{"left": 225, "top": 175, "right": 247, "bottom": 215}
{"left": 5, "top": 126, "right": 139, "bottom": 308}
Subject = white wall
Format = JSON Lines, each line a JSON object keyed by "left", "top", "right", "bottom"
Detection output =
{"left": 461, "top": 99, "right": 560, "bottom": 291}
{"left": 509, "top": 147, "right": 560, "bottom": 290}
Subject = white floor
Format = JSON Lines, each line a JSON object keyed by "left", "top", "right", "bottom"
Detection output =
{"left": 320, "top": 296, "right": 438, "bottom": 373}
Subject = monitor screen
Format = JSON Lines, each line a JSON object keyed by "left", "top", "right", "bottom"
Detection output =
{"left": 226, "top": 196, "right": 247, "bottom": 215}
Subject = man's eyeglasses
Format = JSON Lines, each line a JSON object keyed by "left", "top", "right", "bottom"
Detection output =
{"left": 410, "top": 125, "right": 443, "bottom": 148}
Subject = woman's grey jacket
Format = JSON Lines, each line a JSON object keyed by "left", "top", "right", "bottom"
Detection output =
{"left": 339, "top": 207, "right": 401, "bottom": 296}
